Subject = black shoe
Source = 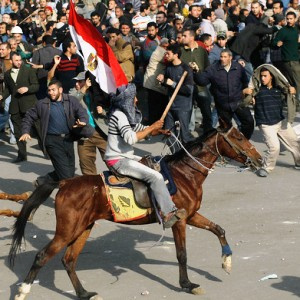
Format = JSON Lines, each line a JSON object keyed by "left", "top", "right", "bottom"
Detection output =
{"left": 13, "top": 156, "right": 27, "bottom": 163}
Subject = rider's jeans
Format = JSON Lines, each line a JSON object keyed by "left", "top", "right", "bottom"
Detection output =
{"left": 111, "top": 158, "right": 176, "bottom": 215}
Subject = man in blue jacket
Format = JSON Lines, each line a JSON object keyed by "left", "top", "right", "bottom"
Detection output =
{"left": 195, "top": 49, "right": 254, "bottom": 139}
{"left": 19, "top": 79, "right": 91, "bottom": 185}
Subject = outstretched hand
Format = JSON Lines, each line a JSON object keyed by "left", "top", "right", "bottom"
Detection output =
{"left": 73, "top": 119, "right": 86, "bottom": 128}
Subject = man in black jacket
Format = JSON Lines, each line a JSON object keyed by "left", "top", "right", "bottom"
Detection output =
{"left": 20, "top": 79, "right": 91, "bottom": 185}
{"left": 195, "top": 49, "right": 254, "bottom": 139}
{"left": 156, "top": 11, "right": 176, "bottom": 43}
{"left": 0, "top": 52, "right": 39, "bottom": 162}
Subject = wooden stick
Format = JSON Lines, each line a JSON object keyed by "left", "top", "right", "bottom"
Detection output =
{"left": 19, "top": 9, "right": 39, "bottom": 25}
{"left": 160, "top": 71, "right": 188, "bottom": 121}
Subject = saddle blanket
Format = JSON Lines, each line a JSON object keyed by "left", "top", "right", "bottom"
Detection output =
{"left": 100, "top": 174, "right": 151, "bottom": 222}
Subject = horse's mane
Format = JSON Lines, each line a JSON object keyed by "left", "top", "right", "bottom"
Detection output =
{"left": 164, "top": 129, "right": 217, "bottom": 163}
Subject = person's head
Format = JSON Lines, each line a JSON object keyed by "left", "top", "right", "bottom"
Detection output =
{"left": 240, "top": 8, "right": 250, "bottom": 18}
{"left": 10, "top": 52, "right": 22, "bottom": 68}
{"left": 158, "top": 4, "right": 167, "bottom": 13}
{"left": 289, "top": 0, "right": 299, "bottom": 9}
{"left": 108, "top": 0, "right": 117, "bottom": 10}
{"left": 62, "top": 40, "right": 77, "bottom": 55}
{"left": 211, "top": 0, "right": 221, "bottom": 10}
{"left": 91, "top": 11, "right": 101, "bottom": 26}
{"left": 160, "top": 37, "right": 169, "bottom": 50}
{"left": 182, "top": 28, "right": 196, "bottom": 45}
{"left": 225, "top": 0, "right": 238, "bottom": 8}
{"left": 199, "top": 33, "right": 213, "bottom": 48}
{"left": 174, "top": 18, "right": 183, "bottom": 32}
{"left": 189, "top": 5, "right": 201, "bottom": 18}
{"left": 74, "top": 72, "right": 87, "bottom": 90}
{"left": 38, "top": 10, "right": 47, "bottom": 21}
{"left": 217, "top": 32, "right": 227, "bottom": 47}
{"left": 106, "top": 27, "right": 121, "bottom": 42}
{"left": 140, "top": 3, "right": 150, "bottom": 15}
{"left": 115, "top": 6, "right": 124, "bottom": 18}
{"left": 273, "top": 0, "right": 284, "bottom": 14}
{"left": 165, "top": 43, "right": 181, "bottom": 62}
{"left": 8, "top": 38, "right": 17, "bottom": 51}
{"left": 2, "top": 14, "right": 11, "bottom": 24}
{"left": 0, "top": 22, "right": 7, "bottom": 35}
{"left": 176, "top": 31, "right": 183, "bottom": 44}
{"left": 0, "top": 42, "right": 11, "bottom": 58}
{"left": 42, "top": 34, "right": 55, "bottom": 46}
{"left": 120, "top": 22, "right": 131, "bottom": 36}
{"left": 11, "top": 0, "right": 20, "bottom": 12}
{"left": 251, "top": 1, "right": 262, "bottom": 16}
{"left": 260, "top": 68, "right": 273, "bottom": 87}
{"left": 220, "top": 49, "right": 232, "bottom": 66}
{"left": 273, "top": 13, "right": 285, "bottom": 25}
{"left": 149, "top": 0, "right": 158, "bottom": 12}
{"left": 10, "top": 13, "right": 19, "bottom": 26}
{"left": 109, "top": 17, "right": 120, "bottom": 28}
{"left": 46, "top": 20, "right": 55, "bottom": 32}
{"left": 39, "top": 0, "right": 47, "bottom": 8}
{"left": 286, "top": 11, "right": 297, "bottom": 26}
{"left": 12, "top": 30, "right": 22, "bottom": 44}
{"left": 147, "top": 22, "right": 158, "bottom": 40}
{"left": 48, "top": 80, "right": 63, "bottom": 101}
{"left": 124, "top": 3, "right": 133, "bottom": 13}
{"left": 156, "top": 11, "right": 167, "bottom": 25}
{"left": 45, "top": 6, "right": 53, "bottom": 16}
{"left": 229, "top": 5, "right": 240, "bottom": 16}
{"left": 201, "top": 8, "right": 216, "bottom": 22}
{"left": 58, "top": 14, "right": 67, "bottom": 24}
{"left": 167, "top": 2, "right": 179, "bottom": 14}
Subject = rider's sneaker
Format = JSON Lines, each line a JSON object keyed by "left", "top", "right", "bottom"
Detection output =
{"left": 163, "top": 208, "right": 187, "bottom": 229}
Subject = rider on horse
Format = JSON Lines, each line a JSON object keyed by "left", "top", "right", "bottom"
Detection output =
{"left": 104, "top": 83, "right": 187, "bottom": 228}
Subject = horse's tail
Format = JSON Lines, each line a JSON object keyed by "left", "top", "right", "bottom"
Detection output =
{"left": 9, "top": 182, "right": 58, "bottom": 267}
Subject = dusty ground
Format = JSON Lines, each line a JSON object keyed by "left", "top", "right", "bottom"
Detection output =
{"left": 0, "top": 115, "right": 300, "bottom": 300}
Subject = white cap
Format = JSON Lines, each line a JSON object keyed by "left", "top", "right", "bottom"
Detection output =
{"left": 11, "top": 26, "right": 23, "bottom": 34}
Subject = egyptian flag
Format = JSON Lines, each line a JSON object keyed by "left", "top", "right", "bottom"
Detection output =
{"left": 68, "top": 0, "right": 128, "bottom": 94}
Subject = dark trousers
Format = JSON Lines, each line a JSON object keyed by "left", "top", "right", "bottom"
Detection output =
{"left": 147, "top": 89, "right": 169, "bottom": 124}
{"left": 218, "top": 106, "right": 254, "bottom": 139}
{"left": 196, "top": 88, "right": 213, "bottom": 134}
{"left": 165, "top": 109, "right": 194, "bottom": 153}
{"left": 45, "top": 134, "right": 75, "bottom": 181}
{"left": 11, "top": 112, "right": 42, "bottom": 159}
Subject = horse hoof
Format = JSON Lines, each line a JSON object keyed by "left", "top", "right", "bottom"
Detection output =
{"left": 222, "top": 254, "right": 232, "bottom": 274}
{"left": 191, "top": 287, "right": 206, "bottom": 295}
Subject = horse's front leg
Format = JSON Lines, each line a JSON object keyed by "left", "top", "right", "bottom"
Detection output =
{"left": 172, "top": 221, "right": 205, "bottom": 295}
{"left": 188, "top": 212, "right": 232, "bottom": 274}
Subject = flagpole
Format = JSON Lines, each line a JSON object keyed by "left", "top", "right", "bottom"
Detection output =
{"left": 160, "top": 71, "right": 188, "bottom": 121}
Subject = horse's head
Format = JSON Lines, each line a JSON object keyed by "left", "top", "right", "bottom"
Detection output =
{"left": 216, "top": 120, "right": 262, "bottom": 170}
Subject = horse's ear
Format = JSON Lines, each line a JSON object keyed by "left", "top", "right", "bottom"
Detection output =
{"left": 218, "top": 118, "right": 230, "bottom": 130}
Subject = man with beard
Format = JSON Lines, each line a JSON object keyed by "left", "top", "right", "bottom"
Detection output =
{"left": 140, "top": 22, "right": 160, "bottom": 67}
{"left": 20, "top": 80, "right": 90, "bottom": 185}
{"left": 0, "top": 52, "right": 40, "bottom": 162}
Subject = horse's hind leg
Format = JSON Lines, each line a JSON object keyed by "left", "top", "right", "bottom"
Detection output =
{"left": 172, "top": 221, "right": 205, "bottom": 295}
{"left": 188, "top": 212, "right": 232, "bottom": 274}
{"left": 15, "top": 237, "right": 68, "bottom": 300}
{"left": 62, "top": 223, "right": 102, "bottom": 300}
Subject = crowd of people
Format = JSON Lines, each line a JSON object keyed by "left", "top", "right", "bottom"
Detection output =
{"left": 0, "top": 0, "right": 299, "bottom": 191}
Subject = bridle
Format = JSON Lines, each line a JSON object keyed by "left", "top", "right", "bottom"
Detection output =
{"left": 167, "top": 126, "right": 259, "bottom": 173}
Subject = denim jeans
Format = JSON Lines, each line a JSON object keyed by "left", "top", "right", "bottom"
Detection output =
{"left": 111, "top": 158, "right": 176, "bottom": 215}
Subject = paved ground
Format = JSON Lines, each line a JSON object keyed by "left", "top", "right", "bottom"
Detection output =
{"left": 0, "top": 113, "right": 300, "bottom": 300}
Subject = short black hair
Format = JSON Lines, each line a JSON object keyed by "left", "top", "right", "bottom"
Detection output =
{"left": 201, "top": 8, "right": 213, "bottom": 19}
{"left": 106, "top": 27, "right": 121, "bottom": 35}
{"left": 124, "top": 3, "right": 133, "bottom": 12}
{"left": 199, "top": 33, "right": 212, "bottom": 42}
{"left": 157, "top": 11, "right": 167, "bottom": 18}
{"left": 211, "top": 0, "right": 221, "bottom": 10}
{"left": 46, "top": 21, "right": 55, "bottom": 31}
{"left": 62, "top": 39, "right": 74, "bottom": 53}
{"left": 48, "top": 79, "right": 62, "bottom": 88}
{"left": 273, "top": 0, "right": 283, "bottom": 7}
{"left": 147, "top": 21, "right": 158, "bottom": 29}
{"left": 42, "top": 35, "right": 54, "bottom": 45}
{"left": 140, "top": 3, "right": 150, "bottom": 12}
{"left": 90, "top": 11, "right": 100, "bottom": 18}
{"left": 183, "top": 28, "right": 196, "bottom": 38}
{"left": 10, "top": 51, "right": 21, "bottom": 60}
{"left": 286, "top": 11, "right": 297, "bottom": 18}
{"left": 167, "top": 43, "right": 182, "bottom": 58}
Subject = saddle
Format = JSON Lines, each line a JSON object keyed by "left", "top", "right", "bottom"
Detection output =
{"left": 103, "top": 156, "right": 177, "bottom": 209}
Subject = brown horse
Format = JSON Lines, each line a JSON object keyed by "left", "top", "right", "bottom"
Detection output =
{"left": 9, "top": 123, "right": 262, "bottom": 300}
